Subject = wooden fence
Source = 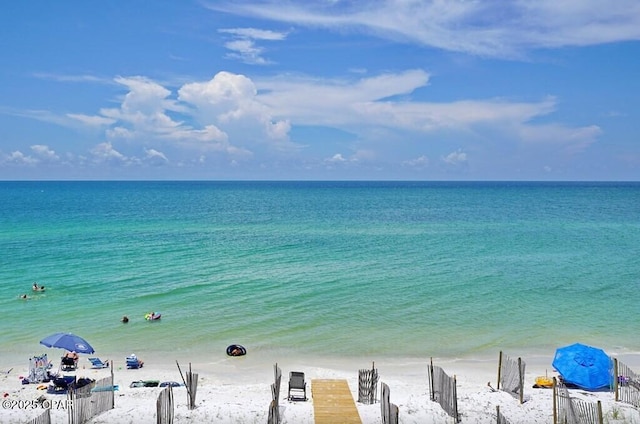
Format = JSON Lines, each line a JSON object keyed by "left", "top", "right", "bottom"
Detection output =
{"left": 553, "top": 377, "right": 603, "bottom": 424}
{"left": 67, "top": 373, "right": 115, "bottom": 424}
{"left": 358, "top": 362, "right": 379, "bottom": 404}
{"left": 267, "top": 363, "right": 282, "bottom": 424}
{"left": 380, "top": 382, "right": 398, "bottom": 424}
{"left": 156, "top": 385, "right": 174, "bottom": 424}
{"left": 428, "top": 358, "right": 460, "bottom": 423}
{"left": 176, "top": 361, "right": 198, "bottom": 410}
{"left": 27, "top": 408, "right": 51, "bottom": 424}
{"left": 273, "top": 363, "right": 282, "bottom": 403}
{"left": 495, "top": 405, "right": 514, "bottom": 424}
{"left": 497, "top": 351, "right": 525, "bottom": 404}
{"left": 614, "top": 358, "right": 640, "bottom": 408}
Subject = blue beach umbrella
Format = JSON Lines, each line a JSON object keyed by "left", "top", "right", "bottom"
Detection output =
{"left": 552, "top": 343, "right": 613, "bottom": 390}
{"left": 39, "top": 332, "right": 95, "bottom": 354}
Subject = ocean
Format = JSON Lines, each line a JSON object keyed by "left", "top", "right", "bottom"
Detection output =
{"left": 2, "top": 181, "right": 639, "bottom": 364}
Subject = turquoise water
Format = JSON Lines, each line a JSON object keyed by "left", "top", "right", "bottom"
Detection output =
{"left": 2, "top": 181, "right": 639, "bottom": 361}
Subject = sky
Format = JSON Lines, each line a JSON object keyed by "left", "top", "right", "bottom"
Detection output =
{"left": 1, "top": 1, "right": 639, "bottom": 181}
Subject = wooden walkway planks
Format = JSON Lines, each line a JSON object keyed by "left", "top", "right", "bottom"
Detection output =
{"left": 311, "top": 379, "right": 362, "bottom": 424}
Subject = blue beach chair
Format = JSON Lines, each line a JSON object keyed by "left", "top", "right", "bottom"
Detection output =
{"left": 88, "top": 357, "right": 109, "bottom": 369}
{"left": 126, "top": 354, "right": 144, "bottom": 369}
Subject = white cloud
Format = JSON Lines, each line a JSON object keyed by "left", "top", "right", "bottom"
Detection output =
{"left": 209, "top": 1, "right": 640, "bottom": 58}
{"left": 256, "top": 69, "right": 431, "bottom": 126}
{"left": 403, "top": 155, "right": 429, "bottom": 168}
{"left": 144, "top": 148, "right": 169, "bottom": 165}
{"left": 326, "top": 153, "right": 347, "bottom": 163}
{"left": 179, "top": 71, "right": 258, "bottom": 118}
{"left": 95, "top": 76, "right": 190, "bottom": 145}
{"left": 255, "top": 72, "right": 589, "bottom": 151}
{"left": 219, "top": 27, "right": 288, "bottom": 41}
{"left": 0, "top": 107, "right": 82, "bottom": 128}
{"left": 266, "top": 119, "right": 291, "bottom": 140}
{"left": 106, "top": 126, "right": 135, "bottom": 140}
{"left": 518, "top": 123, "right": 601, "bottom": 155}
{"left": 67, "top": 113, "right": 116, "bottom": 127}
{"left": 90, "top": 142, "right": 129, "bottom": 163}
{"left": 30, "top": 145, "right": 59, "bottom": 161}
{"left": 179, "top": 71, "right": 292, "bottom": 147}
{"left": 3, "top": 150, "right": 38, "bottom": 165}
{"left": 92, "top": 75, "right": 256, "bottom": 154}
{"left": 31, "top": 73, "right": 110, "bottom": 83}
{"left": 442, "top": 149, "right": 468, "bottom": 165}
{"left": 218, "top": 27, "right": 288, "bottom": 64}
{"left": 224, "top": 39, "right": 268, "bottom": 65}
{"left": 11, "top": 69, "right": 599, "bottom": 175}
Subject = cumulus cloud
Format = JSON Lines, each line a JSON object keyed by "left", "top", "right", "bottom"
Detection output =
{"left": 8, "top": 68, "right": 601, "bottom": 176}
{"left": 3, "top": 151, "right": 38, "bottom": 165}
{"left": 90, "top": 142, "right": 129, "bottom": 163}
{"left": 179, "top": 71, "right": 292, "bottom": 148}
{"left": 0, "top": 146, "right": 61, "bottom": 166}
{"left": 442, "top": 149, "right": 468, "bottom": 165}
{"left": 100, "top": 76, "right": 183, "bottom": 136}
{"left": 179, "top": 71, "right": 258, "bottom": 120}
{"left": 30, "top": 145, "right": 59, "bottom": 161}
{"left": 266, "top": 119, "right": 291, "bottom": 140}
{"left": 59, "top": 69, "right": 600, "bottom": 174}
{"left": 92, "top": 74, "right": 261, "bottom": 154}
{"left": 325, "top": 153, "right": 347, "bottom": 163}
{"left": 23, "top": 71, "right": 294, "bottom": 168}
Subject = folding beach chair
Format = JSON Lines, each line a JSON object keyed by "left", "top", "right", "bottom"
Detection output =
{"left": 28, "top": 354, "right": 52, "bottom": 383}
{"left": 60, "top": 356, "right": 77, "bottom": 372}
{"left": 126, "top": 354, "right": 144, "bottom": 369}
{"left": 287, "top": 371, "right": 307, "bottom": 401}
{"left": 88, "top": 357, "right": 109, "bottom": 369}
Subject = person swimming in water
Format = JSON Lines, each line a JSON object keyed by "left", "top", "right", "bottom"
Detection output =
{"left": 121, "top": 315, "right": 129, "bottom": 323}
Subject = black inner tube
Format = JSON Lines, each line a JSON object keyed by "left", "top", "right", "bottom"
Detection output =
{"left": 226, "top": 344, "right": 246, "bottom": 356}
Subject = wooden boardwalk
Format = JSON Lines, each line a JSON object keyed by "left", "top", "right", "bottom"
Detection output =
{"left": 311, "top": 379, "right": 362, "bottom": 424}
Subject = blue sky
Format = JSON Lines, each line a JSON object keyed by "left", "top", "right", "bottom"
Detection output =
{"left": 1, "top": 1, "right": 639, "bottom": 180}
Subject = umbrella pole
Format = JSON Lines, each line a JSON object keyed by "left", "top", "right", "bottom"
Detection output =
{"left": 552, "top": 377, "right": 557, "bottom": 424}
{"left": 497, "top": 351, "right": 503, "bottom": 390}
{"left": 111, "top": 361, "right": 115, "bottom": 409}
{"left": 614, "top": 358, "right": 619, "bottom": 402}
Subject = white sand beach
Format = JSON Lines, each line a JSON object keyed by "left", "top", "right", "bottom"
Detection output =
{"left": 2, "top": 351, "right": 639, "bottom": 424}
